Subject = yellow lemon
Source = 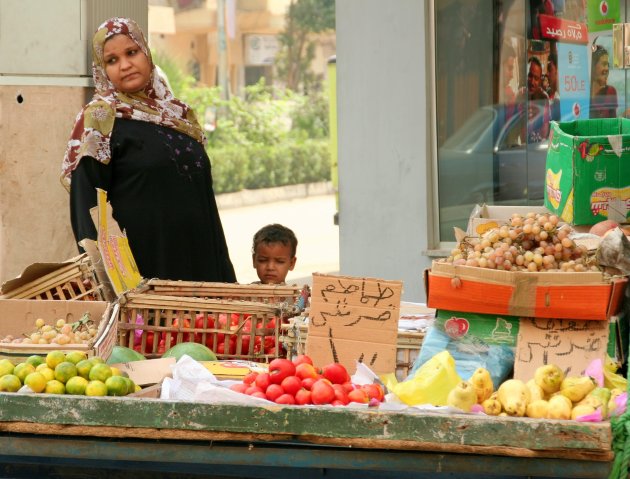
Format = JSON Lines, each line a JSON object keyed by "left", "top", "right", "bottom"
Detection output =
{"left": 24, "top": 372, "right": 47, "bottom": 393}
{"left": 37, "top": 367, "right": 55, "bottom": 382}
{"left": 13, "top": 363, "right": 36, "bottom": 383}
{"left": 65, "top": 376, "right": 89, "bottom": 395}
{"left": 91, "top": 356, "right": 105, "bottom": 364}
{"left": 110, "top": 367, "right": 122, "bottom": 376}
{"left": 45, "top": 379, "right": 66, "bottom": 395}
{"left": 46, "top": 351, "right": 66, "bottom": 369}
{"left": 0, "top": 374, "right": 22, "bottom": 392}
{"left": 89, "top": 363, "right": 112, "bottom": 382}
{"left": 0, "top": 359, "right": 15, "bottom": 377}
{"left": 105, "top": 375, "right": 129, "bottom": 396}
{"left": 54, "top": 361, "right": 78, "bottom": 384}
{"left": 65, "top": 351, "right": 87, "bottom": 365}
{"left": 25, "top": 355, "right": 45, "bottom": 368}
{"left": 85, "top": 380, "right": 107, "bottom": 397}
{"left": 76, "top": 359, "right": 94, "bottom": 380}
{"left": 134, "top": 384, "right": 142, "bottom": 392}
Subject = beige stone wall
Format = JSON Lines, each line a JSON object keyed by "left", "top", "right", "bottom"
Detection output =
{"left": 0, "top": 85, "right": 86, "bottom": 282}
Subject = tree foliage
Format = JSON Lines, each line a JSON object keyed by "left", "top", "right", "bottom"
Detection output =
{"left": 275, "top": 0, "right": 335, "bottom": 93}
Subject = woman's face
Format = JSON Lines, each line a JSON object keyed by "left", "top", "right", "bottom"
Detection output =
{"left": 103, "top": 34, "right": 151, "bottom": 93}
{"left": 594, "top": 53, "right": 610, "bottom": 87}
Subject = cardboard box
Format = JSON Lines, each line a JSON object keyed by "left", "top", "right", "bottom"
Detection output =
{"left": 513, "top": 318, "right": 609, "bottom": 380}
{"left": 306, "top": 273, "right": 402, "bottom": 376}
{"left": 466, "top": 205, "right": 551, "bottom": 237}
{"left": 545, "top": 119, "right": 630, "bottom": 226}
{"left": 0, "top": 299, "right": 116, "bottom": 361}
{"left": 110, "top": 357, "right": 175, "bottom": 387}
{"left": 425, "top": 261, "right": 627, "bottom": 320}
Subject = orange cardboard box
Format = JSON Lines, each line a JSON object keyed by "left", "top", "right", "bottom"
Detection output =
{"left": 425, "top": 261, "right": 627, "bottom": 320}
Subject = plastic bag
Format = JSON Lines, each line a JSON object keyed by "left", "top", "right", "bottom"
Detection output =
{"left": 409, "top": 317, "right": 515, "bottom": 389}
{"left": 385, "top": 350, "right": 462, "bottom": 406}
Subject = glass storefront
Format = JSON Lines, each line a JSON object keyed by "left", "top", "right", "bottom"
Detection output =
{"left": 435, "top": 0, "right": 628, "bottom": 243}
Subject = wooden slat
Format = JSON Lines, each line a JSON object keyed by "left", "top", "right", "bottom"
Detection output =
{"left": 0, "top": 394, "right": 613, "bottom": 461}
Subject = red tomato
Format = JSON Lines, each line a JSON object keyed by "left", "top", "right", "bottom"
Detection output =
{"left": 243, "top": 372, "right": 259, "bottom": 385}
{"left": 255, "top": 372, "right": 271, "bottom": 391}
{"left": 292, "top": 354, "right": 314, "bottom": 366}
{"left": 295, "top": 363, "right": 318, "bottom": 380}
{"left": 332, "top": 384, "right": 349, "bottom": 405}
{"left": 311, "top": 379, "right": 335, "bottom": 405}
{"left": 250, "top": 391, "right": 268, "bottom": 400}
{"left": 301, "top": 377, "right": 317, "bottom": 391}
{"left": 322, "top": 363, "right": 350, "bottom": 385}
{"left": 295, "top": 388, "right": 312, "bottom": 405}
{"left": 169, "top": 318, "right": 191, "bottom": 345}
{"left": 280, "top": 376, "right": 302, "bottom": 397}
{"left": 229, "top": 383, "right": 248, "bottom": 394}
{"left": 269, "top": 358, "right": 295, "bottom": 384}
{"left": 348, "top": 388, "right": 369, "bottom": 404}
{"left": 361, "top": 383, "right": 385, "bottom": 402}
{"left": 265, "top": 384, "right": 284, "bottom": 402}
{"left": 275, "top": 393, "right": 296, "bottom": 405}
{"left": 194, "top": 314, "right": 215, "bottom": 344}
{"left": 245, "top": 385, "right": 264, "bottom": 395}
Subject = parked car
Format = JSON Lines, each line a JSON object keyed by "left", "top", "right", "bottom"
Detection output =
{"left": 437, "top": 103, "right": 548, "bottom": 241}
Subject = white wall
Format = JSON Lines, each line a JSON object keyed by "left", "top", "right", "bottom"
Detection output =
{"left": 336, "top": 0, "right": 433, "bottom": 302}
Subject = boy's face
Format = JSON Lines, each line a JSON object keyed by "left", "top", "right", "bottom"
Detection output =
{"left": 253, "top": 242, "right": 296, "bottom": 284}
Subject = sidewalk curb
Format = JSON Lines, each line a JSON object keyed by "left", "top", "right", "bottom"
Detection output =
{"left": 216, "top": 181, "right": 335, "bottom": 209}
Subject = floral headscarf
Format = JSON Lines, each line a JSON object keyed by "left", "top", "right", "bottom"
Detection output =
{"left": 61, "top": 17, "right": 206, "bottom": 187}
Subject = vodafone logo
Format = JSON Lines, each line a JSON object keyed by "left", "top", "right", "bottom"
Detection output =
{"left": 600, "top": 1, "right": 609, "bottom": 15}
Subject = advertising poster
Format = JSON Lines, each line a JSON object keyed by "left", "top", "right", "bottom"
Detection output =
{"left": 557, "top": 42, "right": 590, "bottom": 120}
{"left": 589, "top": 34, "right": 624, "bottom": 118}
{"left": 587, "top": 0, "right": 620, "bottom": 33}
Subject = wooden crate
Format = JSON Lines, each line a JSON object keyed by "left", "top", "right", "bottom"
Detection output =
{"left": 0, "top": 254, "right": 111, "bottom": 301}
{"left": 280, "top": 317, "right": 425, "bottom": 381}
{"left": 116, "top": 292, "right": 284, "bottom": 361}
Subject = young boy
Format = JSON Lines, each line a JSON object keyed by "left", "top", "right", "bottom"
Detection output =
{"left": 252, "top": 224, "right": 297, "bottom": 284}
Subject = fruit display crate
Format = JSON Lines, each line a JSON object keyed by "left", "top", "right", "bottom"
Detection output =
{"left": 280, "top": 317, "right": 425, "bottom": 382}
{"left": 140, "top": 279, "right": 309, "bottom": 310}
{"left": 0, "top": 299, "right": 117, "bottom": 362}
{"left": 0, "top": 253, "right": 114, "bottom": 302}
{"left": 115, "top": 292, "right": 284, "bottom": 361}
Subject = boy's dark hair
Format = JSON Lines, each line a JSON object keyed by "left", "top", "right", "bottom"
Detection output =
{"left": 252, "top": 224, "right": 298, "bottom": 257}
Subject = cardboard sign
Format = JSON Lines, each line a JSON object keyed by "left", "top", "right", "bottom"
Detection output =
{"left": 95, "top": 189, "right": 142, "bottom": 296}
{"left": 305, "top": 273, "right": 402, "bottom": 375}
{"left": 513, "top": 318, "right": 609, "bottom": 380}
{"left": 111, "top": 357, "right": 176, "bottom": 386}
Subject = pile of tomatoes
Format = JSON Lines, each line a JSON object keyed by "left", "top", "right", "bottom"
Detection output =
{"left": 133, "top": 313, "right": 278, "bottom": 357}
{"left": 229, "top": 354, "right": 385, "bottom": 406}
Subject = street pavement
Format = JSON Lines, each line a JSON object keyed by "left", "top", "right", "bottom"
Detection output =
{"left": 218, "top": 192, "right": 340, "bottom": 287}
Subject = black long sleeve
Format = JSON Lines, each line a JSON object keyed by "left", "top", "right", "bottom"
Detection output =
{"left": 69, "top": 156, "right": 112, "bottom": 249}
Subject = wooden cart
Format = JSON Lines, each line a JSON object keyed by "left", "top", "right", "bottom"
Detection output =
{"left": 0, "top": 392, "right": 616, "bottom": 479}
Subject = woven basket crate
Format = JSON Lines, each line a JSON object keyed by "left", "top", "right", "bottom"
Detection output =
{"left": 0, "top": 254, "right": 109, "bottom": 301}
{"left": 140, "top": 279, "right": 308, "bottom": 314}
{"left": 280, "top": 318, "right": 425, "bottom": 382}
{"left": 116, "top": 292, "right": 284, "bottom": 361}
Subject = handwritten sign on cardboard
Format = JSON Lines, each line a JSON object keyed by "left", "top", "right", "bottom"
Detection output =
{"left": 305, "top": 273, "right": 402, "bottom": 375}
{"left": 513, "top": 318, "right": 609, "bottom": 380}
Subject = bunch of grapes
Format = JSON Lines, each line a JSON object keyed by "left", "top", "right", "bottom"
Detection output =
{"left": 0, "top": 316, "right": 98, "bottom": 345}
{"left": 447, "top": 212, "right": 598, "bottom": 273}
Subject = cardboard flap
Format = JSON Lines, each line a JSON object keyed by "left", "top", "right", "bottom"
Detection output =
{"left": 0, "top": 254, "right": 86, "bottom": 295}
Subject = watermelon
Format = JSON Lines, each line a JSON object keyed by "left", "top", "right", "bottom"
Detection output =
{"left": 107, "top": 346, "right": 146, "bottom": 364}
{"left": 162, "top": 342, "right": 217, "bottom": 362}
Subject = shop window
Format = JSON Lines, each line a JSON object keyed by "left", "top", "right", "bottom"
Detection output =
{"left": 434, "top": 0, "right": 627, "bottom": 243}
{"left": 245, "top": 65, "right": 272, "bottom": 86}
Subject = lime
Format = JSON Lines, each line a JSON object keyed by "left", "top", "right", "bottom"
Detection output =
{"left": 46, "top": 351, "right": 66, "bottom": 369}
{"left": 105, "top": 375, "right": 128, "bottom": 396}
{"left": 65, "top": 351, "right": 87, "bottom": 365}
{"left": 76, "top": 359, "right": 94, "bottom": 380}
{"left": 24, "top": 372, "right": 46, "bottom": 393}
{"left": 89, "top": 363, "right": 112, "bottom": 382}
{"left": 13, "top": 363, "right": 36, "bottom": 383}
{"left": 0, "top": 374, "right": 21, "bottom": 392}
{"left": 65, "top": 376, "right": 89, "bottom": 395}
{"left": 25, "top": 355, "right": 45, "bottom": 368}
{"left": 85, "top": 380, "right": 107, "bottom": 396}
{"left": 54, "top": 361, "right": 78, "bottom": 384}
{"left": 91, "top": 356, "right": 105, "bottom": 364}
{"left": 45, "top": 379, "right": 66, "bottom": 395}
{"left": 0, "top": 359, "right": 15, "bottom": 377}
